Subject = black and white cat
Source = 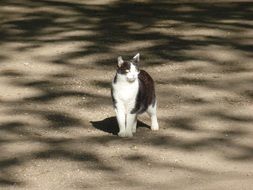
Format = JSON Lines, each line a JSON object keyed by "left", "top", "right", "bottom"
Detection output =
{"left": 111, "top": 53, "right": 159, "bottom": 137}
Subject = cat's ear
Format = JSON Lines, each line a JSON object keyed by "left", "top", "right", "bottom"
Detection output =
{"left": 133, "top": 53, "right": 140, "bottom": 63}
{"left": 118, "top": 56, "right": 124, "bottom": 67}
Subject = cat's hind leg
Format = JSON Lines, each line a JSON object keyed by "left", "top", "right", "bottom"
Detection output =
{"left": 147, "top": 101, "right": 159, "bottom": 131}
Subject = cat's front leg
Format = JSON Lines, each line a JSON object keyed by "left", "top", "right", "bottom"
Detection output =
{"left": 126, "top": 113, "right": 136, "bottom": 137}
{"left": 115, "top": 104, "right": 126, "bottom": 137}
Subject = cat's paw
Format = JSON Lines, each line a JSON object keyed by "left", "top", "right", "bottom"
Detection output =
{"left": 118, "top": 131, "right": 126, "bottom": 137}
{"left": 125, "top": 132, "right": 133, "bottom": 137}
{"left": 118, "top": 131, "right": 133, "bottom": 137}
{"left": 151, "top": 124, "right": 159, "bottom": 131}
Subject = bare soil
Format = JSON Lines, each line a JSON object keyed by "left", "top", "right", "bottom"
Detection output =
{"left": 0, "top": 0, "right": 253, "bottom": 189}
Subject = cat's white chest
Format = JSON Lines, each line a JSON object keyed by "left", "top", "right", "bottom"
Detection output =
{"left": 113, "top": 81, "right": 138, "bottom": 102}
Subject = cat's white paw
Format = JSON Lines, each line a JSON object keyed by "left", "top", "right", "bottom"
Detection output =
{"left": 151, "top": 118, "right": 159, "bottom": 131}
{"left": 118, "top": 131, "right": 133, "bottom": 137}
{"left": 132, "top": 126, "right": 137, "bottom": 133}
{"left": 132, "top": 128, "right": 136, "bottom": 133}
{"left": 151, "top": 124, "right": 159, "bottom": 131}
{"left": 118, "top": 131, "right": 126, "bottom": 137}
{"left": 125, "top": 132, "right": 133, "bottom": 137}
{"left": 151, "top": 127, "right": 159, "bottom": 131}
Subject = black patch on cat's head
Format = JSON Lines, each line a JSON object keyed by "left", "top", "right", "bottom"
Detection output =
{"left": 117, "top": 61, "right": 140, "bottom": 75}
{"left": 117, "top": 61, "right": 131, "bottom": 74}
{"left": 116, "top": 54, "right": 140, "bottom": 75}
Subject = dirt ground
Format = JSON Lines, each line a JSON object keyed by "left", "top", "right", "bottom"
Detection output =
{"left": 0, "top": 0, "right": 253, "bottom": 189}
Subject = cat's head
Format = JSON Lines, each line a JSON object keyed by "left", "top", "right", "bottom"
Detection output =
{"left": 117, "top": 53, "right": 140, "bottom": 82}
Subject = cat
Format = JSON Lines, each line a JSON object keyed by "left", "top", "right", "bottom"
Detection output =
{"left": 111, "top": 53, "right": 159, "bottom": 137}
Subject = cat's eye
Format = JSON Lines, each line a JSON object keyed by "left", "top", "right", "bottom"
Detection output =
{"left": 125, "top": 70, "right": 130, "bottom": 73}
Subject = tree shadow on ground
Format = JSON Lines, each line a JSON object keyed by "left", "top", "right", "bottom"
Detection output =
{"left": 0, "top": 0, "right": 253, "bottom": 188}
{"left": 1, "top": 0, "right": 252, "bottom": 67}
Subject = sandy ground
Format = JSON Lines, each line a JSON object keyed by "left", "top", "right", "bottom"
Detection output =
{"left": 0, "top": 0, "right": 253, "bottom": 189}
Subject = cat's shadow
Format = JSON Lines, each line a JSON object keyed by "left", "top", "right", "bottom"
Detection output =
{"left": 90, "top": 116, "right": 150, "bottom": 135}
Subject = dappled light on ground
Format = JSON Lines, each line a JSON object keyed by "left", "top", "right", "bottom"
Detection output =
{"left": 0, "top": 0, "right": 253, "bottom": 189}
